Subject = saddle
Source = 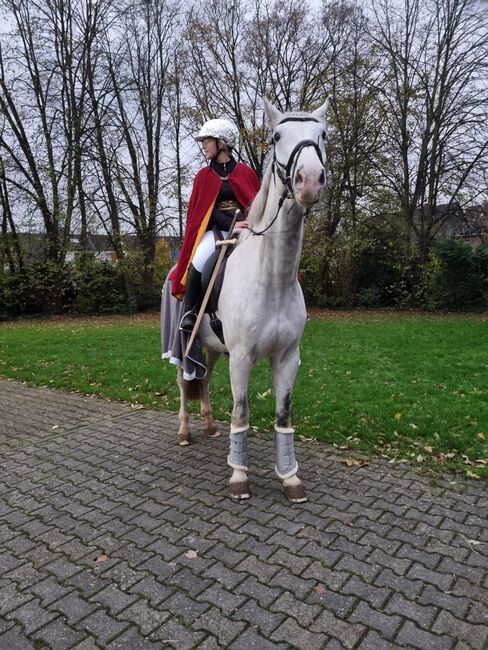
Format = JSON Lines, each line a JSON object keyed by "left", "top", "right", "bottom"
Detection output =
{"left": 200, "top": 227, "right": 236, "bottom": 344}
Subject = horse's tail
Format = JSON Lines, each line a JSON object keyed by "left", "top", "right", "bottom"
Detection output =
{"left": 184, "top": 378, "right": 203, "bottom": 401}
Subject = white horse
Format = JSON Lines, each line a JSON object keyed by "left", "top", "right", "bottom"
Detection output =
{"left": 168, "top": 98, "right": 328, "bottom": 503}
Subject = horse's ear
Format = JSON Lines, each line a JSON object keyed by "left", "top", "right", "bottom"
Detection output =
{"left": 263, "top": 98, "right": 282, "bottom": 129}
{"left": 312, "top": 98, "right": 330, "bottom": 123}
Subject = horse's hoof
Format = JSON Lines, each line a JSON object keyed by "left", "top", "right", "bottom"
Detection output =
{"left": 283, "top": 483, "right": 308, "bottom": 503}
{"left": 205, "top": 426, "right": 221, "bottom": 438}
{"left": 177, "top": 432, "right": 191, "bottom": 446}
{"left": 229, "top": 481, "right": 251, "bottom": 501}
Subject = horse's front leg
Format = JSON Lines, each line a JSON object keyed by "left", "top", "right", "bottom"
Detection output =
{"left": 201, "top": 349, "right": 221, "bottom": 438}
{"left": 272, "top": 346, "right": 308, "bottom": 503}
{"left": 176, "top": 367, "right": 191, "bottom": 446}
{"left": 228, "top": 354, "right": 252, "bottom": 500}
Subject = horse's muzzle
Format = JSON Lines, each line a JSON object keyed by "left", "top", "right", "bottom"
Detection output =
{"left": 294, "top": 167, "right": 326, "bottom": 207}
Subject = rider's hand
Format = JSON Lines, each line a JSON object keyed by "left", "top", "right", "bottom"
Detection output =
{"left": 233, "top": 220, "right": 249, "bottom": 230}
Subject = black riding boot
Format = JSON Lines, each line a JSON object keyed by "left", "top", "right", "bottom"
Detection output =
{"left": 179, "top": 264, "right": 203, "bottom": 333}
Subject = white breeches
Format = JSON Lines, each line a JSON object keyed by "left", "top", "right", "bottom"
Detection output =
{"left": 192, "top": 230, "right": 228, "bottom": 272}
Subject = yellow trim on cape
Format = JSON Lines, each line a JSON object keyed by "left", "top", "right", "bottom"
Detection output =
{"left": 180, "top": 198, "right": 216, "bottom": 288}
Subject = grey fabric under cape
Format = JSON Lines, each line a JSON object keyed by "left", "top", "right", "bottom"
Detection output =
{"left": 160, "top": 268, "right": 207, "bottom": 381}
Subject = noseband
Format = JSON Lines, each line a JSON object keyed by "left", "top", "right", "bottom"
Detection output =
{"left": 249, "top": 116, "right": 326, "bottom": 237}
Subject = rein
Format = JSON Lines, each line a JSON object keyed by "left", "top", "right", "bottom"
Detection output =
{"left": 248, "top": 116, "right": 325, "bottom": 237}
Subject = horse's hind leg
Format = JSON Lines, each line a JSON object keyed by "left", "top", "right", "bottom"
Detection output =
{"left": 228, "top": 354, "right": 252, "bottom": 500}
{"left": 176, "top": 368, "right": 192, "bottom": 446}
{"left": 201, "top": 349, "right": 221, "bottom": 438}
{"left": 272, "top": 347, "right": 307, "bottom": 503}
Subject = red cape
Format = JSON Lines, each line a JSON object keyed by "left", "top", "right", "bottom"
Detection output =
{"left": 170, "top": 162, "right": 260, "bottom": 298}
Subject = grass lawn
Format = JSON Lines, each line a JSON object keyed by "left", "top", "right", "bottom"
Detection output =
{"left": 1, "top": 311, "right": 487, "bottom": 478}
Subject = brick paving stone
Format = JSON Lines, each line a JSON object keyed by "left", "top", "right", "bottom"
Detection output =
{"left": 358, "top": 630, "right": 406, "bottom": 649}
{"left": 32, "top": 618, "right": 85, "bottom": 649}
{"left": 336, "top": 554, "right": 380, "bottom": 581}
{"left": 64, "top": 569, "right": 110, "bottom": 598}
{"left": 235, "top": 554, "right": 280, "bottom": 583}
{"left": 192, "top": 605, "right": 247, "bottom": 646}
{"left": 229, "top": 627, "right": 289, "bottom": 649}
{"left": 198, "top": 583, "right": 247, "bottom": 616}
{"left": 203, "top": 560, "right": 247, "bottom": 590}
{"left": 438, "top": 556, "right": 483, "bottom": 585}
{"left": 301, "top": 560, "right": 349, "bottom": 591}
{"left": 432, "top": 610, "right": 488, "bottom": 649}
{"left": 270, "top": 590, "right": 321, "bottom": 626}
{"left": 206, "top": 543, "right": 247, "bottom": 568}
{"left": 375, "top": 568, "right": 425, "bottom": 599}
{"left": 306, "top": 585, "right": 356, "bottom": 617}
{"left": 120, "top": 598, "right": 170, "bottom": 634}
{"left": 232, "top": 598, "right": 286, "bottom": 636}
{"left": 0, "top": 626, "right": 37, "bottom": 649}
{"left": 369, "top": 547, "right": 413, "bottom": 575}
{"left": 349, "top": 600, "right": 402, "bottom": 640}
{"left": 4, "top": 563, "right": 45, "bottom": 591}
{"left": 150, "top": 617, "right": 205, "bottom": 649}
{"left": 89, "top": 584, "right": 138, "bottom": 615}
{"left": 396, "top": 620, "right": 454, "bottom": 649}
{"left": 79, "top": 609, "right": 129, "bottom": 644}
{"left": 43, "top": 557, "right": 82, "bottom": 580}
{"left": 107, "top": 627, "right": 162, "bottom": 649}
{"left": 6, "top": 598, "right": 58, "bottom": 634}
{"left": 48, "top": 591, "right": 98, "bottom": 623}
{"left": 311, "top": 609, "right": 366, "bottom": 648}
{"left": 163, "top": 591, "right": 211, "bottom": 624}
{"left": 418, "top": 584, "right": 470, "bottom": 620}
{"left": 467, "top": 599, "right": 488, "bottom": 626}
{"left": 235, "top": 575, "right": 281, "bottom": 608}
{"left": 271, "top": 616, "right": 328, "bottom": 650}
{"left": 342, "top": 575, "right": 391, "bottom": 609}
{"left": 101, "top": 561, "right": 149, "bottom": 589}
{"left": 385, "top": 592, "right": 438, "bottom": 629}
{"left": 268, "top": 568, "right": 315, "bottom": 599}
{"left": 406, "top": 562, "right": 454, "bottom": 591}
{"left": 166, "top": 567, "right": 212, "bottom": 598}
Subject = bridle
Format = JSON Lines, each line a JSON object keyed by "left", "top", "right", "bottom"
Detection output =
{"left": 249, "top": 116, "right": 326, "bottom": 237}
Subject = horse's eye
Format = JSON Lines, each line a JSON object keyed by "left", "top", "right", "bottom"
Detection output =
{"left": 273, "top": 132, "right": 281, "bottom": 143}
{"left": 321, "top": 130, "right": 326, "bottom": 140}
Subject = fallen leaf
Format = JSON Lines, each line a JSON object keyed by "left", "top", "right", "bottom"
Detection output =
{"left": 394, "top": 412, "right": 402, "bottom": 420}
{"left": 423, "top": 445, "right": 433, "bottom": 453}
{"left": 416, "top": 454, "right": 424, "bottom": 463}
{"left": 476, "top": 432, "right": 486, "bottom": 440}
{"left": 94, "top": 554, "right": 108, "bottom": 563}
{"left": 342, "top": 458, "right": 360, "bottom": 467}
{"left": 314, "top": 585, "right": 326, "bottom": 594}
{"left": 185, "top": 549, "right": 198, "bottom": 559}
{"left": 465, "top": 469, "right": 481, "bottom": 479}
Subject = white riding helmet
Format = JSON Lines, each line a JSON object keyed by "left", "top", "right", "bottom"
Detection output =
{"left": 194, "top": 118, "right": 239, "bottom": 149}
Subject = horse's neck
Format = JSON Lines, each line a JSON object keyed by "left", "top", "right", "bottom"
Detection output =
{"left": 257, "top": 193, "right": 304, "bottom": 286}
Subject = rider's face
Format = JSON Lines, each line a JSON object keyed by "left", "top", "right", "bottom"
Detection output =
{"left": 201, "top": 137, "right": 219, "bottom": 160}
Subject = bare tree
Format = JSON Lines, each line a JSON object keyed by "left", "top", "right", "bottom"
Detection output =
{"left": 368, "top": 0, "right": 488, "bottom": 270}
{"left": 97, "top": 0, "right": 181, "bottom": 298}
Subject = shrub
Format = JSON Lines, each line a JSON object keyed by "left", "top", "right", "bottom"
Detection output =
{"left": 429, "top": 239, "right": 486, "bottom": 311}
{"left": 67, "top": 255, "right": 130, "bottom": 314}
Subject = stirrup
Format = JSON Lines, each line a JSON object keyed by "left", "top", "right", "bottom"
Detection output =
{"left": 179, "top": 310, "right": 197, "bottom": 333}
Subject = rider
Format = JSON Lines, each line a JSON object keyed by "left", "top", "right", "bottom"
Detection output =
{"left": 170, "top": 118, "right": 260, "bottom": 333}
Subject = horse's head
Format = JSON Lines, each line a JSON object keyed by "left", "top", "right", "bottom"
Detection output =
{"left": 264, "top": 98, "right": 329, "bottom": 208}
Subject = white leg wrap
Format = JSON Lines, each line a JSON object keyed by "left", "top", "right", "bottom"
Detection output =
{"left": 227, "top": 429, "right": 248, "bottom": 471}
{"left": 230, "top": 423, "right": 249, "bottom": 434}
{"left": 275, "top": 430, "right": 298, "bottom": 479}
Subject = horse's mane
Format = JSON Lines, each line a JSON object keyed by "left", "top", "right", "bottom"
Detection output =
{"left": 247, "top": 160, "right": 273, "bottom": 227}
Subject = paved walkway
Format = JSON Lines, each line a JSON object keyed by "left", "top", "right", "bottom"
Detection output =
{"left": 0, "top": 379, "right": 486, "bottom": 649}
